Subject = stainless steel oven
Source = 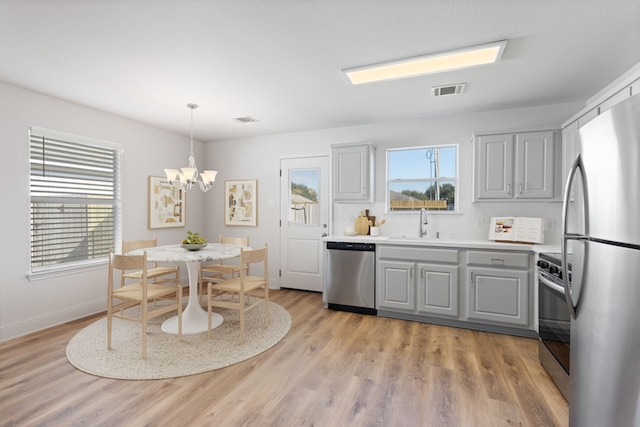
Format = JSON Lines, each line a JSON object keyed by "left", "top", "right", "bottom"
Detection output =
{"left": 537, "top": 252, "right": 571, "bottom": 400}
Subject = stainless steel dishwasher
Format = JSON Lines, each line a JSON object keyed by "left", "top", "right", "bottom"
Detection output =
{"left": 324, "top": 241, "right": 376, "bottom": 315}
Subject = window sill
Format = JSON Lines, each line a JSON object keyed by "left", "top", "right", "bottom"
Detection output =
{"left": 27, "top": 259, "right": 107, "bottom": 282}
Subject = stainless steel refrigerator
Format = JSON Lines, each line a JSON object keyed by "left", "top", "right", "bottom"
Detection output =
{"left": 562, "top": 93, "right": 640, "bottom": 427}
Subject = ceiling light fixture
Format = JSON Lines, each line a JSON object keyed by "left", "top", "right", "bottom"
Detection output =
{"left": 343, "top": 40, "right": 507, "bottom": 85}
{"left": 164, "top": 103, "right": 217, "bottom": 192}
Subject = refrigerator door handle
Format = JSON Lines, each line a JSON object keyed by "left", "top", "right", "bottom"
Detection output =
{"left": 562, "top": 154, "right": 588, "bottom": 319}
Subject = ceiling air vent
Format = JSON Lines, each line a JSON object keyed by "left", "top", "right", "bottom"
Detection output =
{"left": 234, "top": 116, "right": 259, "bottom": 123}
{"left": 432, "top": 83, "right": 466, "bottom": 96}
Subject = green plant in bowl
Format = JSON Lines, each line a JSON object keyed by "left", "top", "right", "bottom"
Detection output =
{"left": 181, "top": 231, "right": 207, "bottom": 250}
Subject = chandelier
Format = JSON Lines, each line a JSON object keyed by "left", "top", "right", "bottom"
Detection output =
{"left": 164, "top": 103, "right": 218, "bottom": 192}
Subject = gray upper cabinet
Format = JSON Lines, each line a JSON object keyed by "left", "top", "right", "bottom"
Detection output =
{"left": 474, "top": 130, "right": 558, "bottom": 201}
{"left": 631, "top": 78, "right": 640, "bottom": 96}
{"left": 331, "top": 143, "right": 374, "bottom": 202}
{"left": 562, "top": 73, "right": 640, "bottom": 192}
{"left": 474, "top": 133, "right": 513, "bottom": 199}
{"left": 598, "top": 87, "right": 631, "bottom": 115}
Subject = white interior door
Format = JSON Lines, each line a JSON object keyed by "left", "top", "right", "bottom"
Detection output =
{"left": 280, "top": 156, "right": 329, "bottom": 292}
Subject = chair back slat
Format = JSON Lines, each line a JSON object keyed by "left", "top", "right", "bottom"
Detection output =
{"left": 110, "top": 252, "right": 147, "bottom": 272}
{"left": 122, "top": 237, "right": 158, "bottom": 254}
{"left": 219, "top": 235, "right": 249, "bottom": 247}
{"left": 240, "top": 246, "right": 268, "bottom": 267}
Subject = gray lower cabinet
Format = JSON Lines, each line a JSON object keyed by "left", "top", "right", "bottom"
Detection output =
{"left": 416, "top": 263, "right": 459, "bottom": 317}
{"left": 377, "top": 260, "right": 416, "bottom": 312}
{"left": 376, "top": 246, "right": 459, "bottom": 317}
{"left": 466, "top": 267, "right": 529, "bottom": 327}
{"left": 376, "top": 245, "right": 534, "bottom": 336}
{"left": 465, "top": 250, "right": 531, "bottom": 328}
{"left": 377, "top": 260, "right": 459, "bottom": 317}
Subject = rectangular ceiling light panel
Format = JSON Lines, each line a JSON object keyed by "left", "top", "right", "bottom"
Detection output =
{"left": 344, "top": 40, "right": 507, "bottom": 85}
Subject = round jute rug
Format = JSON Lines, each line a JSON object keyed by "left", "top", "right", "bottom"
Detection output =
{"left": 66, "top": 301, "right": 291, "bottom": 380}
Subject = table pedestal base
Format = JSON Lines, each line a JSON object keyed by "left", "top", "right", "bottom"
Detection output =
{"left": 161, "top": 260, "right": 224, "bottom": 335}
{"left": 161, "top": 306, "right": 223, "bottom": 335}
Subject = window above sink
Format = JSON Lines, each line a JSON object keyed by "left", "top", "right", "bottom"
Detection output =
{"left": 386, "top": 145, "right": 458, "bottom": 214}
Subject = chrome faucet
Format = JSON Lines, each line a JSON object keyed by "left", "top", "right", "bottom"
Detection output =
{"left": 419, "top": 208, "right": 428, "bottom": 237}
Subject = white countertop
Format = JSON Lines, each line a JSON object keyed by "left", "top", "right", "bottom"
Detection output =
{"left": 325, "top": 235, "right": 559, "bottom": 254}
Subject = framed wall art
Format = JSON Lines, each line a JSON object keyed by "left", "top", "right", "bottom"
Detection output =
{"left": 148, "top": 176, "right": 186, "bottom": 229}
{"left": 224, "top": 179, "right": 257, "bottom": 226}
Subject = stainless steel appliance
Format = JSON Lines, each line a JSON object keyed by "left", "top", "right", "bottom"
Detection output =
{"left": 537, "top": 251, "right": 571, "bottom": 400}
{"left": 324, "top": 241, "right": 376, "bottom": 315}
{"left": 563, "top": 94, "right": 640, "bottom": 426}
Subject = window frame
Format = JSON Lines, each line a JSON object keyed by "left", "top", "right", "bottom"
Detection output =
{"left": 385, "top": 144, "right": 459, "bottom": 214}
{"left": 28, "top": 126, "right": 122, "bottom": 280}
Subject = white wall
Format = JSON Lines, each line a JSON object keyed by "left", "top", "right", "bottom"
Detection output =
{"left": 204, "top": 101, "right": 582, "bottom": 288}
{"left": 0, "top": 82, "right": 207, "bottom": 341}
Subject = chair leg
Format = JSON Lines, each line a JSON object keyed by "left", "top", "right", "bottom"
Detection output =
{"left": 177, "top": 286, "right": 183, "bottom": 341}
{"left": 239, "top": 301, "right": 245, "bottom": 344}
{"left": 265, "top": 287, "right": 270, "bottom": 327}
{"left": 107, "top": 298, "right": 113, "bottom": 350}
{"left": 207, "top": 283, "right": 212, "bottom": 339}
{"left": 142, "top": 301, "right": 148, "bottom": 359}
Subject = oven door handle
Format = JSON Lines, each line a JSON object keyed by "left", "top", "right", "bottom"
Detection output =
{"left": 539, "top": 273, "right": 566, "bottom": 295}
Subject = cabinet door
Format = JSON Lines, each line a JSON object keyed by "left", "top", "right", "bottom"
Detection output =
{"left": 475, "top": 134, "right": 514, "bottom": 199}
{"left": 416, "top": 263, "right": 458, "bottom": 317}
{"left": 467, "top": 267, "right": 529, "bottom": 327}
{"left": 514, "top": 131, "right": 555, "bottom": 199}
{"left": 631, "top": 78, "right": 640, "bottom": 97}
{"left": 376, "top": 260, "right": 415, "bottom": 312}
{"left": 332, "top": 145, "right": 371, "bottom": 202}
{"left": 598, "top": 87, "right": 630, "bottom": 115}
{"left": 577, "top": 107, "right": 598, "bottom": 128}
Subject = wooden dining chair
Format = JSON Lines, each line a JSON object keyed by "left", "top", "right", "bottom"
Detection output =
{"left": 199, "top": 235, "right": 249, "bottom": 301}
{"left": 121, "top": 237, "right": 179, "bottom": 287}
{"left": 107, "top": 250, "right": 182, "bottom": 359}
{"left": 207, "top": 244, "right": 269, "bottom": 343}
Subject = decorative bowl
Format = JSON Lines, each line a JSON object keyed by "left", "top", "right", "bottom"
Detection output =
{"left": 181, "top": 243, "right": 207, "bottom": 251}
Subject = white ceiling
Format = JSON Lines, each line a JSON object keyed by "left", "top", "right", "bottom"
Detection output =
{"left": 1, "top": 1, "right": 639, "bottom": 141}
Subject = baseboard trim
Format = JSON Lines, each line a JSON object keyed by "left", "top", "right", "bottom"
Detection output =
{"left": 0, "top": 299, "right": 105, "bottom": 343}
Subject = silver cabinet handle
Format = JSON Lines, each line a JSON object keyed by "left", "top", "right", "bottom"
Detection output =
{"left": 506, "top": 183, "right": 511, "bottom": 195}
{"left": 519, "top": 182, "right": 523, "bottom": 194}
{"left": 490, "top": 258, "right": 504, "bottom": 264}
{"left": 409, "top": 267, "right": 414, "bottom": 278}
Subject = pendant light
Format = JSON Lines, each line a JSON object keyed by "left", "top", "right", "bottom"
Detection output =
{"left": 164, "top": 103, "right": 217, "bottom": 192}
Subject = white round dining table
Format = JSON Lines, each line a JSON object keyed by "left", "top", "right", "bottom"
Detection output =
{"left": 127, "top": 243, "right": 248, "bottom": 335}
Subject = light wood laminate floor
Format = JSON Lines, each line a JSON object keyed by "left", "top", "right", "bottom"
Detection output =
{"left": 0, "top": 289, "right": 568, "bottom": 426}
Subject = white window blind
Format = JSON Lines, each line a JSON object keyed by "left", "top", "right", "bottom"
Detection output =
{"left": 29, "top": 127, "right": 122, "bottom": 273}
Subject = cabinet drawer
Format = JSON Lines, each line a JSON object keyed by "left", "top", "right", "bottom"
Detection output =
{"left": 466, "top": 251, "right": 529, "bottom": 268}
{"left": 378, "top": 246, "right": 458, "bottom": 263}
